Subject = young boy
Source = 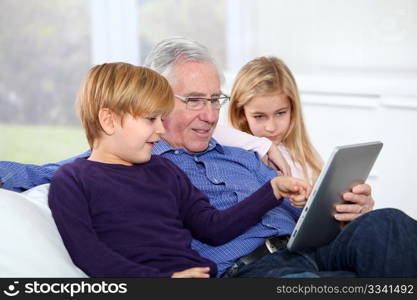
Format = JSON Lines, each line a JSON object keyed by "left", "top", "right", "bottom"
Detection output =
{"left": 48, "top": 62, "right": 311, "bottom": 278}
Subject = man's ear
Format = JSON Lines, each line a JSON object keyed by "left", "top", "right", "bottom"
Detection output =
{"left": 98, "top": 108, "right": 116, "bottom": 135}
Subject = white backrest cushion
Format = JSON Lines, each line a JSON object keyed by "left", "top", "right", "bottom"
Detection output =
{"left": 0, "top": 184, "right": 87, "bottom": 277}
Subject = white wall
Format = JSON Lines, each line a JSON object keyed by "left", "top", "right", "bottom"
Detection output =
{"left": 252, "top": 0, "right": 417, "bottom": 74}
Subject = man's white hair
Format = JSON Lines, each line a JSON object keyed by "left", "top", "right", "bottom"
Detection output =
{"left": 143, "top": 37, "right": 224, "bottom": 84}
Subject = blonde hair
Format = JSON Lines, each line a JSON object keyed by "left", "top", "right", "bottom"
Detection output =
{"left": 76, "top": 62, "right": 174, "bottom": 149}
{"left": 229, "top": 56, "right": 322, "bottom": 183}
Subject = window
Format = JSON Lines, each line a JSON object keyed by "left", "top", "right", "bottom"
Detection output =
{"left": 0, "top": 0, "right": 90, "bottom": 163}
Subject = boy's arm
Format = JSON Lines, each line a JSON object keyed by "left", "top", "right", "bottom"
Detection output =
{"left": 0, "top": 150, "right": 90, "bottom": 192}
{"left": 184, "top": 182, "right": 279, "bottom": 246}
{"left": 48, "top": 166, "right": 172, "bottom": 278}
{"left": 171, "top": 161, "right": 279, "bottom": 246}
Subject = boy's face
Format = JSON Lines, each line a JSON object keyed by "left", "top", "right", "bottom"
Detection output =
{"left": 111, "top": 114, "right": 165, "bottom": 165}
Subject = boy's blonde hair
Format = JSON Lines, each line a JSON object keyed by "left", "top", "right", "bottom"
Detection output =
{"left": 76, "top": 62, "right": 174, "bottom": 149}
{"left": 229, "top": 56, "right": 322, "bottom": 183}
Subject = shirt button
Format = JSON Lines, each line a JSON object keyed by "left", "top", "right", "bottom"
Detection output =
{"left": 213, "top": 179, "right": 218, "bottom": 184}
{"left": 174, "top": 150, "right": 180, "bottom": 155}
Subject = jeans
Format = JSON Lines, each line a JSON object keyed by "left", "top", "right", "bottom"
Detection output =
{"left": 229, "top": 208, "right": 417, "bottom": 278}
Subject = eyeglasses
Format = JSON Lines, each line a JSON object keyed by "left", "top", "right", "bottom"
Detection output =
{"left": 175, "top": 94, "right": 229, "bottom": 110}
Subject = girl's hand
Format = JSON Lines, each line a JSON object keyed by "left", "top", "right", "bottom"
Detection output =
{"left": 262, "top": 145, "right": 292, "bottom": 176}
{"left": 171, "top": 267, "right": 211, "bottom": 278}
{"left": 270, "top": 176, "right": 312, "bottom": 208}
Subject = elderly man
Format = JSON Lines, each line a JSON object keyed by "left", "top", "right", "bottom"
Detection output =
{"left": 1, "top": 37, "right": 417, "bottom": 278}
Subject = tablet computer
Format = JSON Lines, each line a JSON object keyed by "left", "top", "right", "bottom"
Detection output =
{"left": 286, "top": 141, "right": 383, "bottom": 252}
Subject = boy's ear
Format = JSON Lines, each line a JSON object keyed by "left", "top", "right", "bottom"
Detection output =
{"left": 98, "top": 108, "right": 116, "bottom": 135}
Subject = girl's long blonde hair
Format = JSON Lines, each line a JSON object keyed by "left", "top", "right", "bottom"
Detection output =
{"left": 229, "top": 56, "right": 322, "bottom": 183}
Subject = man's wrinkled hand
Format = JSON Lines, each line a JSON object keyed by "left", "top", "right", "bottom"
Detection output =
{"left": 334, "top": 183, "right": 374, "bottom": 222}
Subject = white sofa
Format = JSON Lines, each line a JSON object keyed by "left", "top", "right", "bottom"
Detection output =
{"left": 0, "top": 184, "right": 86, "bottom": 277}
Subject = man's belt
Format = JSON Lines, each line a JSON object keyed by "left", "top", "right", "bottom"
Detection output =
{"left": 222, "top": 235, "right": 290, "bottom": 277}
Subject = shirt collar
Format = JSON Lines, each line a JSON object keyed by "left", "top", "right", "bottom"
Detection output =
{"left": 153, "top": 138, "right": 224, "bottom": 156}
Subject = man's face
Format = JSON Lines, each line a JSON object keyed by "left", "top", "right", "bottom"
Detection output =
{"left": 162, "top": 61, "right": 221, "bottom": 152}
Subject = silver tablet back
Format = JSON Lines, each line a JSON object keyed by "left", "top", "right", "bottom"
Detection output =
{"left": 287, "top": 141, "right": 383, "bottom": 252}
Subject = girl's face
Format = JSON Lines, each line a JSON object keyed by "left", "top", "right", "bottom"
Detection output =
{"left": 243, "top": 93, "right": 291, "bottom": 145}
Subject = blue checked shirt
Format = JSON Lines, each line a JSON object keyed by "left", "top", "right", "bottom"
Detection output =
{"left": 0, "top": 139, "right": 302, "bottom": 276}
{"left": 0, "top": 152, "right": 89, "bottom": 192}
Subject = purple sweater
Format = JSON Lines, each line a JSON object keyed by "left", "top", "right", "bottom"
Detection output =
{"left": 48, "top": 156, "right": 279, "bottom": 277}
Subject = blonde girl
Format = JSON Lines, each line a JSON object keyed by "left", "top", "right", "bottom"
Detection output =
{"left": 228, "top": 56, "right": 322, "bottom": 184}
